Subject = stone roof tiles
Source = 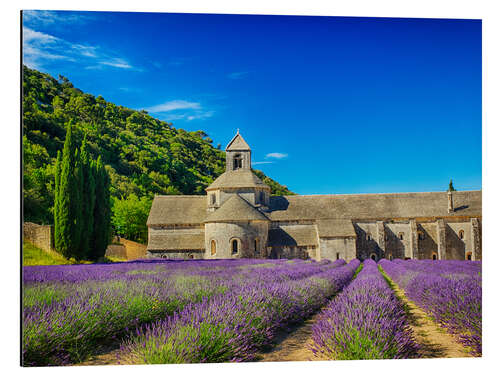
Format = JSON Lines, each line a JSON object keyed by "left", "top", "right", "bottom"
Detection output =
{"left": 206, "top": 169, "right": 270, "bottom": 191}
{"left": 317, "top": 219, "right": 356, "bottom": 237}
{"left": 204, "top": 194, "right": 270, "bottom": 223}
{"left": 268, "top": 225, "right": 318, "bottom": 247}
{"left": 225, "top": 132, "right": 251, "bottom": 151}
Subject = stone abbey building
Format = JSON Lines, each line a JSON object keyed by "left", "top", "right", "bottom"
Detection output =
{"left": 147, "top": 132, "right": 482, "bottom": 261}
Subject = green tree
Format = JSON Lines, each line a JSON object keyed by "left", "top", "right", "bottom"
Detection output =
{"left": 79, "top": 135, "right": 96, "bottom": 258}
{"left": 54, "top": 122, "right": 80, "bottom": 258}
{"left": 111, "top": 194, "right": 152, "bottom": 243}
{"left": 448, "top": 179, "right": 456, "bottom": 192}
{"left": 90, "top": 156, "right": 111, "bottom": 259}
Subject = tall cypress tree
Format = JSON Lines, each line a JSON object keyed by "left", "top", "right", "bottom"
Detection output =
{"left": 90, "top": 156, "right": 111, "bottom": 259}
{"left": 53, "top": 150, "right": 62, "bottom": 252}
{"left": 55, "top": 123, "right": 77, "bottom": 258}
{"left": 79, "top": 135, "right": 96, "bottom": 259}
{"left": 72, "top": 148, "right": 84, "bottom": 260}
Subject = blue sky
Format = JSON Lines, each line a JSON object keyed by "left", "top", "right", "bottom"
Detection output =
{"left": 22, "top": 10, "right": 482, "bottom": 195}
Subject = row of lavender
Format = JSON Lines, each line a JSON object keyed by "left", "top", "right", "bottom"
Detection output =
{"left": 379, "top": 259, "right": 482, "bottom": 356}
{"left": 23, "top": 258, "right": 356, "bottom": 366}
{"left": 311, "top": 259, "right": 419, "bottom": 360}
{"left": 116, "top": 259, "right": 361, "bottom": 364}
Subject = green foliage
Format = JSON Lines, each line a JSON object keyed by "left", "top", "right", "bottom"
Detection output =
{"left": 22, "top": 241, "right": 91, "bottom": 266}
{"left": 252, "top": 169, "right": 296, "bottom": 196}
{"left": 54, "top": 123, "right": 79, "bottom": 259}
{"left": 448, "top": 179, "right": 456, "bottom": 192}
{"left": 90, "top": 156, "right": 112, "bottom": 260}
{"left": 23, "top": 65, "right": 293, "bottom": 227}
{"left": 79, "top": 136, "right": 96, "bottom": 258}
{"left": 111, "top": 194, "right": 152, "bottom": 243}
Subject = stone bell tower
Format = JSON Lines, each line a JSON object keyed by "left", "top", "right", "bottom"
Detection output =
{"left": 225, "top": 129, "right": 251, "bottom": 171}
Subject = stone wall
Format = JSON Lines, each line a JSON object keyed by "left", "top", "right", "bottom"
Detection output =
{"left": 147, "top": 250, "right": 204, "bottom": 260}
{"left": 23, "top": 222, "right": 54, "bottom": 252}
{"left": 205, "top": 221, "right": 269, "bottom": 259}
{"left": 319, "top": 237, "right": 356, "bottom": 261}
{"left": 105, "top": 244, "right": 127, "bottom": 259}
{"left": 119, "top": 238, "right": 147, "bottom": 260}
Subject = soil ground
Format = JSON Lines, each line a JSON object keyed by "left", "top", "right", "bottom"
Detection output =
{"left": 386, "top": 277, "right": 473, "bottom": 359}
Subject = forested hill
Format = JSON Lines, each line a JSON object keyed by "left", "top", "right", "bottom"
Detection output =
{"left": 23, "top": 65, "right": 294, "bottom": 224}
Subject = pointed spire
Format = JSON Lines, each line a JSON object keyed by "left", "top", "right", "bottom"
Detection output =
{"left": 226, "top": 130, "right": 250, "bottom": 151}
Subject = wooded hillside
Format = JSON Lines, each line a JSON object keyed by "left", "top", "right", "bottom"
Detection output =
{"left": 22, "top": 66, "right": 294, "bottom": 225}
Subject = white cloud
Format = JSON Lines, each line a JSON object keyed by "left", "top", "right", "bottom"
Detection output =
{"left": 266, "top": 152, "right": 288, "bottom": 159}
{"left": 227, "top": 71, "right": 249, "bottom": 79}
{"left": 144, "top": 100, "right": 214, "bottom": 122}
{"left": 23, "top": 10, "right": 93, "bottom": 27}
{"left": 22, "top": 26, "right": 137, "bottom": 71}
{"left": 144, "top": 100, "right": 201, "bottom": 113}
{"left": 101, "top": 58, "right": 133, "bottom": 69}
{"left": 253, "top": 161, "right": 275, "bottom": 165}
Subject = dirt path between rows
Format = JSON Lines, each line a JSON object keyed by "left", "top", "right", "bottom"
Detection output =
{"left": 255, "top": 311, "right": 324, "bottom": 362}
{"left": 385, "top": 276, "right": 473, "bottom": 359}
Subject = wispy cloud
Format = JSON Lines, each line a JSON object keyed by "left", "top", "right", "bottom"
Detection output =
{"left": 144, "top": 100, "right": 213, "bottom": 122}
{"left": 22, "top": 26, "right": 138, "bottom": 71}
{"left": 253, "top": 161, "right": 275, "bottom": 165}
{"left": 144, "top": 100, "right": 201, "bottom": 113}
{"left": 266, "top": 152, "right": 288, "bottom": 159}
{"left": 23, "top": 10, "right": 94, "bottom": 28}
{"left": 227, "top": 71, "right": 249, "bottom": 79}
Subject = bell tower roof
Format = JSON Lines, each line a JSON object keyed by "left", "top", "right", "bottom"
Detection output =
{"left": 226, "top": 129, "right": 251, "bottom": 151}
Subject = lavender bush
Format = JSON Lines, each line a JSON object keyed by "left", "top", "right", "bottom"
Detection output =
{"left": 379, "top": 259, "right": 482, "bottom": 356}
{"left": 311, "top": 259, "right": 418, "bottom": 360}
{"left": 116, "top": 259, "right": 360, "bottom": 364}
{"left": 22, "top": 258, "right": 347, "bottom": 366}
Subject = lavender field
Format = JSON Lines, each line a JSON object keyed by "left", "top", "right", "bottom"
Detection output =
{"left": 22, "top": 258, "right": 481, "bottom": 366}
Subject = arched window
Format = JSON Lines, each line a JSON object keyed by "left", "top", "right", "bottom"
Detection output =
{"left": 254, "top": 238, "right": 259, "bottom": 254}
{"left": 370, "top": 253, "right": 377, "bottom": 261}
{"left": 231, "top": 239, "right": 239, "bottom": 254}
{"left": 399, "top": 233, "right": 404, "bottom": 241}
{"left": 336, "top": 252, "right": 340, "bottom": 260}
{"left": 466, "top": 251, "right": 472, "bottom": 261}
{"left": 432, "top": 253, "right": 437, "bottom": 260}
{"left": 459, "top": 230, "right": 465, "bottom": 240}
{"left": 418, "top": 231, "right": 425, "bottom": 240}
{"left": 233, "top": 154, "right": 242, "bottom": 170}
{"left": 366, "top": 233, "right": 372, "bottom": 241}
{"left": 389, "top": 254, "right": 393, "bottom": 261}
{"left": 210, "top": 240, "right": 216, "bottom": 256}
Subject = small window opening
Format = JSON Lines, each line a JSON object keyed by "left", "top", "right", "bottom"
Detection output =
{"left": 370, "top": 253, "right": 377, "bottom": 261}
{"left": 418, "top": 231, "right": 425, "bottom": 240}
{"left": 389, "top": 255, "right": 393, "bottom": 261}
{"left": 231, "top": 239, "right": 239, "bottom": 254}
{"left": 432, "top": 253, "right": 437, "bottom": 260}
{"left": 254, "top": 238, "right": 259, "bottom": 253}
{"left": 233, "top": 154, "right": 243, "bottom": 170}
{"left": 210, "top": 194, "right": 216, "bottom": 205}
{"left": 399, "top": 233, "right": 404, "bottom": 240}
{"left": 211, "top": 240, "right": 216, "bottom": 256}
{"left": 466, "top": 251, "right": 472, "bottom": 261}
{"left": 260, "top": 191, "right": 265, "bottom": 204}
{"left": 366, "top": 234, "right": 371, "bottom": 241}
{"left": 336, "top": 252, "right": 340, "bottom": 260}
{"left": 459, "top": 230, "right": 464, "bottom": 240}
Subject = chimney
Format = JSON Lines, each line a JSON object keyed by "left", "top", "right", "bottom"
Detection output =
{"left": 447, "top": 191, "right": 454, "bottom": 213}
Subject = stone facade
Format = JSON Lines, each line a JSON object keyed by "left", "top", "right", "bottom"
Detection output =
{"left": 147, "top": 132, "right": 482, "bottom": 262}
{"left": 23, "top": 222, "right": 54, "bottom": 252}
